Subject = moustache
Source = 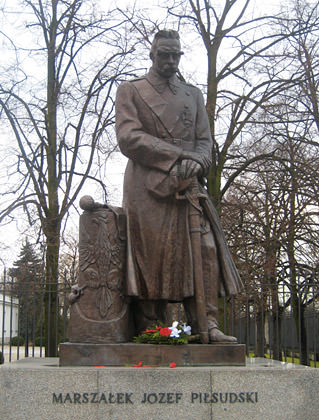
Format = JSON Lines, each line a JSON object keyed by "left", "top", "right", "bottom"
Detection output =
{"left": 163, "top": 65, "right": 177, "bottom": 72}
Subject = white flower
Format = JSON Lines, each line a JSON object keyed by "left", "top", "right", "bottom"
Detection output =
{"left": 170, "top": 328, "right": 181, "bottom": 338}
{"left": 181, "top": 323, "right": 191, "bottom": 336}
{"left": 170, "top": 321, "right": 182, "bottom": 338}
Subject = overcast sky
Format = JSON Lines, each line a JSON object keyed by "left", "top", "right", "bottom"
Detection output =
{"left": 0, "top": 0, "right": 295, "bottom": 266}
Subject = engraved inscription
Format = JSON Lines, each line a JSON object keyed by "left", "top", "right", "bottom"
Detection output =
{"left": 53, "top": 392, "right": 134, "bottom": 404}
{"left": 191, "top": 392, "right": 258, "bottom": 403}
{"left": 141, "top": 392, "right": 183, "bottom": 404}
{"left": 52, "top": 391, "right": 259, "bottom": 405}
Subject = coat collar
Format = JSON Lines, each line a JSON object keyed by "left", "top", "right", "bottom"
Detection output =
{"left": 146, "top": 67, "right": 180, "bottom": 94}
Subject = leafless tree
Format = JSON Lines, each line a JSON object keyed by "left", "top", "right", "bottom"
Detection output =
{"left": 224, "top": 91, "right": 319, "bottom": 363}
{"left": 0, "top": 0, "right": 137, "bottom": 355}
{"left": 161, "top": 0, "right": 319, "bottom": 209}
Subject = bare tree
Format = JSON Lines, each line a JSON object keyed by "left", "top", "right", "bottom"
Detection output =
{"left": 0, "top": 0, "right": 137, "bottom": 355}
{"left": 223, "top": 155, "right": 287, "bottom": 358}
{"left": 160, "top": 0, "right": 319, "bottom": 209}
{"left": 224, "top": 89, "right": 319, "bottom": 363}
{"left": 280, "top": 0, "right": 319, "bottom": 136}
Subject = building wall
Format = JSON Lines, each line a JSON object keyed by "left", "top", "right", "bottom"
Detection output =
{"left": 0, "top": 294, "right": 19, "bottom": 344}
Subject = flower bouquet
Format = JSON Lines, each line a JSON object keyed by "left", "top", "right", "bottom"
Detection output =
{"left": 133, "top": 321, "right": 192, "bottom": 345}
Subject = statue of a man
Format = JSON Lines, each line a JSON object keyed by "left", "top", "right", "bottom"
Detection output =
{"left": 115, "top": 29, "right": 242, "bottom": 342}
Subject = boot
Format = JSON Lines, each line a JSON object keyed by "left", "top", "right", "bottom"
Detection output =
{"left": 184, "top": 299, "right": 238, "bottom": 343}
{"left": 207, "top": 312, "right": 237, "bottom": 343}
{"left": 208, "top": 326, "right": 237, "bottom": 343}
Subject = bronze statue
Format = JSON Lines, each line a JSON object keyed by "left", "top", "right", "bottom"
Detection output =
{"left": 115, "top": 29, "right": 243, "bottom": 343}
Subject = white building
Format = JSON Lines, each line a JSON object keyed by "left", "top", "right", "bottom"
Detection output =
{"left": 0, "top": 292, "right": 19, "bottom": 344}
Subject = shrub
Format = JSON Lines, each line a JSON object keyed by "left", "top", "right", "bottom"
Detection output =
{"left": 34, "top": 336, "right": 42, "bottom": 346}
{"left": 10, "top": 336, "right": 25, "bottom": 346}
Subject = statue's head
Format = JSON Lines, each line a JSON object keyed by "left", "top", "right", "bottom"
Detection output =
{"left": 150, "top": 29, "right": 184, "bottom": 79}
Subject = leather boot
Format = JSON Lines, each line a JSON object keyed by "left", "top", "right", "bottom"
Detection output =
{"left": 208, "top": 326, "right": 237, "bottom": 343}
{"left": 207, "top": 311, "right": 237, "bottom": 343}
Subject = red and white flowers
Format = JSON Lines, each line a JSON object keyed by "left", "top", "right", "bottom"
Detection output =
{"left": 134, "top": 321, "right": 192, "bottom": 345}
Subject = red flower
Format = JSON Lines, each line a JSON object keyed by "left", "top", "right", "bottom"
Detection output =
{"left": 159, "top": 327, "right": 172, "bottom": 337}
{"left": 169, "top": 362, "right": 177, "bottom": 368}
{"left": 143, "top": 326, "right": 163, "bottom": 334}
{"left": 133, "top": 361, "right": 143, "bottom": 368}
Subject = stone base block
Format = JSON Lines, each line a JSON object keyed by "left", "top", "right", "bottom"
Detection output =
{"left": 59, "top": 342, "right": 246, "bottom": 367}
{"left": 1, "top": 357, "right": 319, "bottom": 420}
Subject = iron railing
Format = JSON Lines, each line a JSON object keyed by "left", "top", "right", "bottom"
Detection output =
{"left": 1, "top": 269, "right": 318, "bottom": 366}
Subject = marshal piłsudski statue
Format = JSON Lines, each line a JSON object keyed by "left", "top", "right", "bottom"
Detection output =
{"left": 115, "top": 29, "right": 243, "bottom": 343}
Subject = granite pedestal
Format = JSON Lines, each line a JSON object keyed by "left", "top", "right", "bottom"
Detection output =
{"left": 1, "top": 357, "right": 319, "bottom": 420}
{"left": 59, "top": 342, "right": 246, "bottom": 366}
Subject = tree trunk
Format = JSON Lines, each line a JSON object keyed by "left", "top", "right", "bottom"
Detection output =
{"left": 44, "top": 1, "right": 60, "bottom": 357}
{"left": 299, "top": 305, "right": 308, "bottom": 366}
{"left": 44, "top": 218, "right": 60, "bottom": 357}
{"left": 292, "top": 297, "right": 308, "bottom": 366}
{"left": 270, "top": 287, "right": 283, "bottom": 361}
{"left": 271, "top": 311, "right": 282, "bottom": 361}
{"left": 255, "top": 308, "right": 265, "bottom": 357}
{"left": 205, "top": 41, "right": 222, "bottom": 209}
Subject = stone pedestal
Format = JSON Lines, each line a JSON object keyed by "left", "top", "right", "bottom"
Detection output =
{"left": 1, "top": 357, "right": 319, "bottom": 420}
{"left": 59, "top": 342, "right": 246, "bottom": 366}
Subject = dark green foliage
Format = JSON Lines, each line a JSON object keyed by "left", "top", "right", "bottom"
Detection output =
{"left": 133, "top": 323, "right": 190, "bottom": 345}
{"left": 34, "top": 336, "right": 42, "bottom": 346}
{"left": 9, "top": 239, "right": 44, "bottom": 341}
{"left": 134, "top": 333, "right": 188, "bottom": 345}
{"left": 10, "top": 336, "right": 25, "bottom": 346}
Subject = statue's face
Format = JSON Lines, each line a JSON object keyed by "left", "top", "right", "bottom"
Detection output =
{"left": 152, "top": 38, "right": 182, "bottom": 79}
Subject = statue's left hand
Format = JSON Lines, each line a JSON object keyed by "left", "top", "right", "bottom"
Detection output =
{"left": 180, "top": 151, "right": 212, "bottom": 175}
{"left": 179, "top": 159, "right": 202, "bottom": 179}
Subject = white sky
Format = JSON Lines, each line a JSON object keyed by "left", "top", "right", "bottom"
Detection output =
{"left": 0, "top": 0, "right": 294, "bottom": 266}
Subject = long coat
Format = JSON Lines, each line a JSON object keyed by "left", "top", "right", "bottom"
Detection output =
{"left": 115, "top": 68, "right": 242, "bottom": 301}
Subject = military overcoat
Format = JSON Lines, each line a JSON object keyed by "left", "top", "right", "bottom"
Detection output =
{"left": 115, "top": 68, "right": 242, "bottom": 301}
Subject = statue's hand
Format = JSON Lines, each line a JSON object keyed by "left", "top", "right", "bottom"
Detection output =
{"left": 179, "top": 159, "right": 202, "bottom": 179}
{"left": 180, "top": 151, "right": 211, "bottom": 175}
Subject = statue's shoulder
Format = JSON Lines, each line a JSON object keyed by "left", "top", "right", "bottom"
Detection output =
{"left": 179, "top": 79, "right": 200, "bottom": 93}
{"left": 131, "top": 75, "right": 147, "bottom": 81}
{"left": 118, "top": 76, "right": 148, "bottom": 93}
{"left": 179, "top": 79, "right": 196, "bottom": 87}
{"left": 178, "top": 80, "right": 203, "bottom": 102}
{"left": 126, "top": 75, "right": 148, "bottom": 85}
{"left": 117, "top": 76, "right": 147, "bottom": 97}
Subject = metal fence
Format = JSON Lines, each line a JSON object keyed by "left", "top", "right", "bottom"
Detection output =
{"left": 1, "top": 269, "right": 319, "bottom": 366}
{"left": 0, "top": 270, "right": 70, "bottom": 362}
